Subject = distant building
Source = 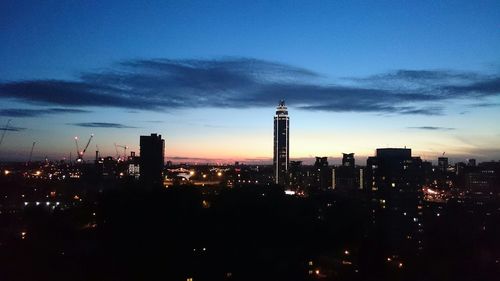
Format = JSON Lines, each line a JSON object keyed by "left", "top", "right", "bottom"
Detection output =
{"left": 273, "top": 100, "right": 289, "bottom": 186}
{"left": 140, "top": 133, "right": 165, "bottom": 187}
{"left": 342, "top": 153, "right": 355, "bottom": 168}
{"left": 314, "top": 157, "right": 331, "bottom": 191}
{"left": 365, "top": 148, "right": 423, "bottom": 191}
{"left": 456, "top": 161, "right": 500, "bottom": 194}
{"left": 127, "top": 151, "right": 140, "bottom": 179}
{"left": 334, "top": 153, "right": 363, "bottom": 190}
{"left": 467, "top": 158, "right": 476, "bottom": 167}
{"left": 288, "top": 161, "right": 304, "bottom": 190}
{"left": 102, "top": 156, "right": 117, "bottom": 179}
{"left": 438, "top": 157, "right": 448, "bottom": 172}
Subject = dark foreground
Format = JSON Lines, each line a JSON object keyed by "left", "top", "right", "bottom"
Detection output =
{"left": 1, "top": 180, "right": 499, "bottom": 280}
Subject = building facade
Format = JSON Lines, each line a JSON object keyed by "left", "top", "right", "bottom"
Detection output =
{"left": 314, "top": 156, "right": 331, "bottom": 191}
{"left": 342, "top": 153, "right": 355, "bottom": 168}
{"left": 273, "top": 100, "right": 289, "bottom": 185}
{"left": 140, "top": 133, "right": 165, "bottom": 187}
{"left": 365, "top": 148, "right": 423, "bottom": 192}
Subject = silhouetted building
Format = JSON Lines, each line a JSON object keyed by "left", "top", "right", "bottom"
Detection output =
{"left": 438, "top": 157, "right": 448, "bottom": 172}
{"left": 342, "top": 153, "right": 355, "bottom": 168}
{"left": 102, "top": 156, "right": 117, "bottom": 179}
{"left": 365, "top": 148, "right": 423, "bottom": 191}
{"left": 140, "top": 133, "right": 165, "bottom": 187}
{"left": 334, "top": 154, "right": 363, "bottom": 190}
{"left": 454, "top": 161, "right": 499, "bottom": 194}
{"left": 273, "top": 100, "right": 289, "bottom": 185}
{"left": 314, "top": 157, "right": 331, "bottom": 191}
{"left": 467, "top": 158, "right": 476, "bottom": 167}
{"left": 288, "top": 161, "right": 304, "bottom": 191}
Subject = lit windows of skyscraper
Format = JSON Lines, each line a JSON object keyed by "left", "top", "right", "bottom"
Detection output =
{"left": 274, "top": 100, "right": 289, "bottom": 185}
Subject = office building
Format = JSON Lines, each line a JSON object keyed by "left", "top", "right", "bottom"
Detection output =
{"left": 342, "top": 153, "right": 355, "bottom": 168}
{"left": 334, "top": 153, "right": 363, "bottom": 190}
{"left": 438, "top": 157, "right": 448, "bottom": 172}
{"left": 365, "top": 148, "right": 423, "bottom": 191}
{"left": 288, "top": 161, "right": 304, "bottom": 191}
{"left": 273, "top": 100, "right": 289, "bottom": 185}
{"left": 140, "top": 133, "right": 165, "bottom": 187}
{"left": 314, "top": 157, "right": 331, "bottom": 191}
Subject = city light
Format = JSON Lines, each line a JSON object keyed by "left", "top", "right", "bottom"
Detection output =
{"left": 0, "top": 2, "right": 498, "bottom": 281}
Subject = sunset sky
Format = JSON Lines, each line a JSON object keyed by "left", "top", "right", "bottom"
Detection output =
{"left": 1, "top": 0, "right": 499, "bottom": 164}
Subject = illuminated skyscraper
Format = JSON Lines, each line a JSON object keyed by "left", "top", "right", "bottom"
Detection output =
{"left": 274, "top": 100, "right": 289, "bottom": 185}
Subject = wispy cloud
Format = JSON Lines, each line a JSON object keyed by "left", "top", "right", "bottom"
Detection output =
{"left": 1, "top": 58, "right": 499, "bottom": 115}
{"left": 0, "top": 108, "right": 90, "bottom": 117}
{"left": 470, "top": 102, "right": 500, "bottom": 108}
{"left": 143, "top": 120, "right": 164, "bottom": 123}
{"left": 407, "top": 126, "right": 456, "bottom": 131}
{"left": 69, "top": 122, "right": 137, "bottom": 128}
{"left": 2, "top": 126, "right": 26, "bottom": 132}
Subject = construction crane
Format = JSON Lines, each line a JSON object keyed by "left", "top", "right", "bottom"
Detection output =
{"left": 75, "top": 134, "right": 94, "bottom": 162}
{"left": 25, "top": 141, "right": 36, "bottom": 166}
{"left": 116, "top": 144, "right": 128, "bottom": 160}
{"left": 74, "top": 137, "right": 80, "bottom": 163}
{"left": 114, "top": 143, "right": 120, "bottom": 159}
{"left": 82, "top": 134, "right": 94, "bottom": 157}
{"left": 0, "top": 119, "right": 12, "bottom": 148}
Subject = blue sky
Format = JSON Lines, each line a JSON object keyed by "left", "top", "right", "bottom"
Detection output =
{"left": 1, "top": 0, "right": 499, "bottom": 164}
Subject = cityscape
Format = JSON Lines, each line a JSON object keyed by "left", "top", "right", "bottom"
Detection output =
{"left": 1, "top": 1, "right": 500, "bottom": 281}
{"left": 1, "top": 100, "right": 499, "bottom": 280}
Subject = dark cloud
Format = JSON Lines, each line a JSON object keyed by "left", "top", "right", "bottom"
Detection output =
{"left": 166, "top": 156, "right": 231, "bottom": 163}
{"left": 443, "top": 77, "right": 500, "bottom": 96}
{"left": 359, "top": 69, "right": 481, "bottom": 82}
{"left": 69, "top": 122, "right": 137, "bottom": 129}
{"left": 3, "top": 126, "right": 26, "bottom": 132}
{"left": 469, "top": 102, "right": 500, "bottom": 108}
{"left": 0, "top": 108, "right": 90, "bottom": 117}
{"left": 407, "top": 126, "right": 456, "bottom": 131}
{"left": 1, "top": 58, "right": 499, "bottom": 115}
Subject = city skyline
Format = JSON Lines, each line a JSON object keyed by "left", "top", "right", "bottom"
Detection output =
{"left": 1, "top": 0, "right": 500, "bottom": 163}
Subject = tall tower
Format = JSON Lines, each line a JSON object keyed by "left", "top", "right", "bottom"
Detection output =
{"left": 274, "top": 100, "right": 289, "bottom": 185}
{"left": 140, "top": 133, "right": 165, "bottom": 188}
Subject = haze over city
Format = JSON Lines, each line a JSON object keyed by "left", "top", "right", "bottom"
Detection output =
{"left": 1, "top": 0, "right": 499, "bottom": 163}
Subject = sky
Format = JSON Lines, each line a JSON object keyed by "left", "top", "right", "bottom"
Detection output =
{"left": 0, "top": 0, "right": 499, "bottom": 164}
